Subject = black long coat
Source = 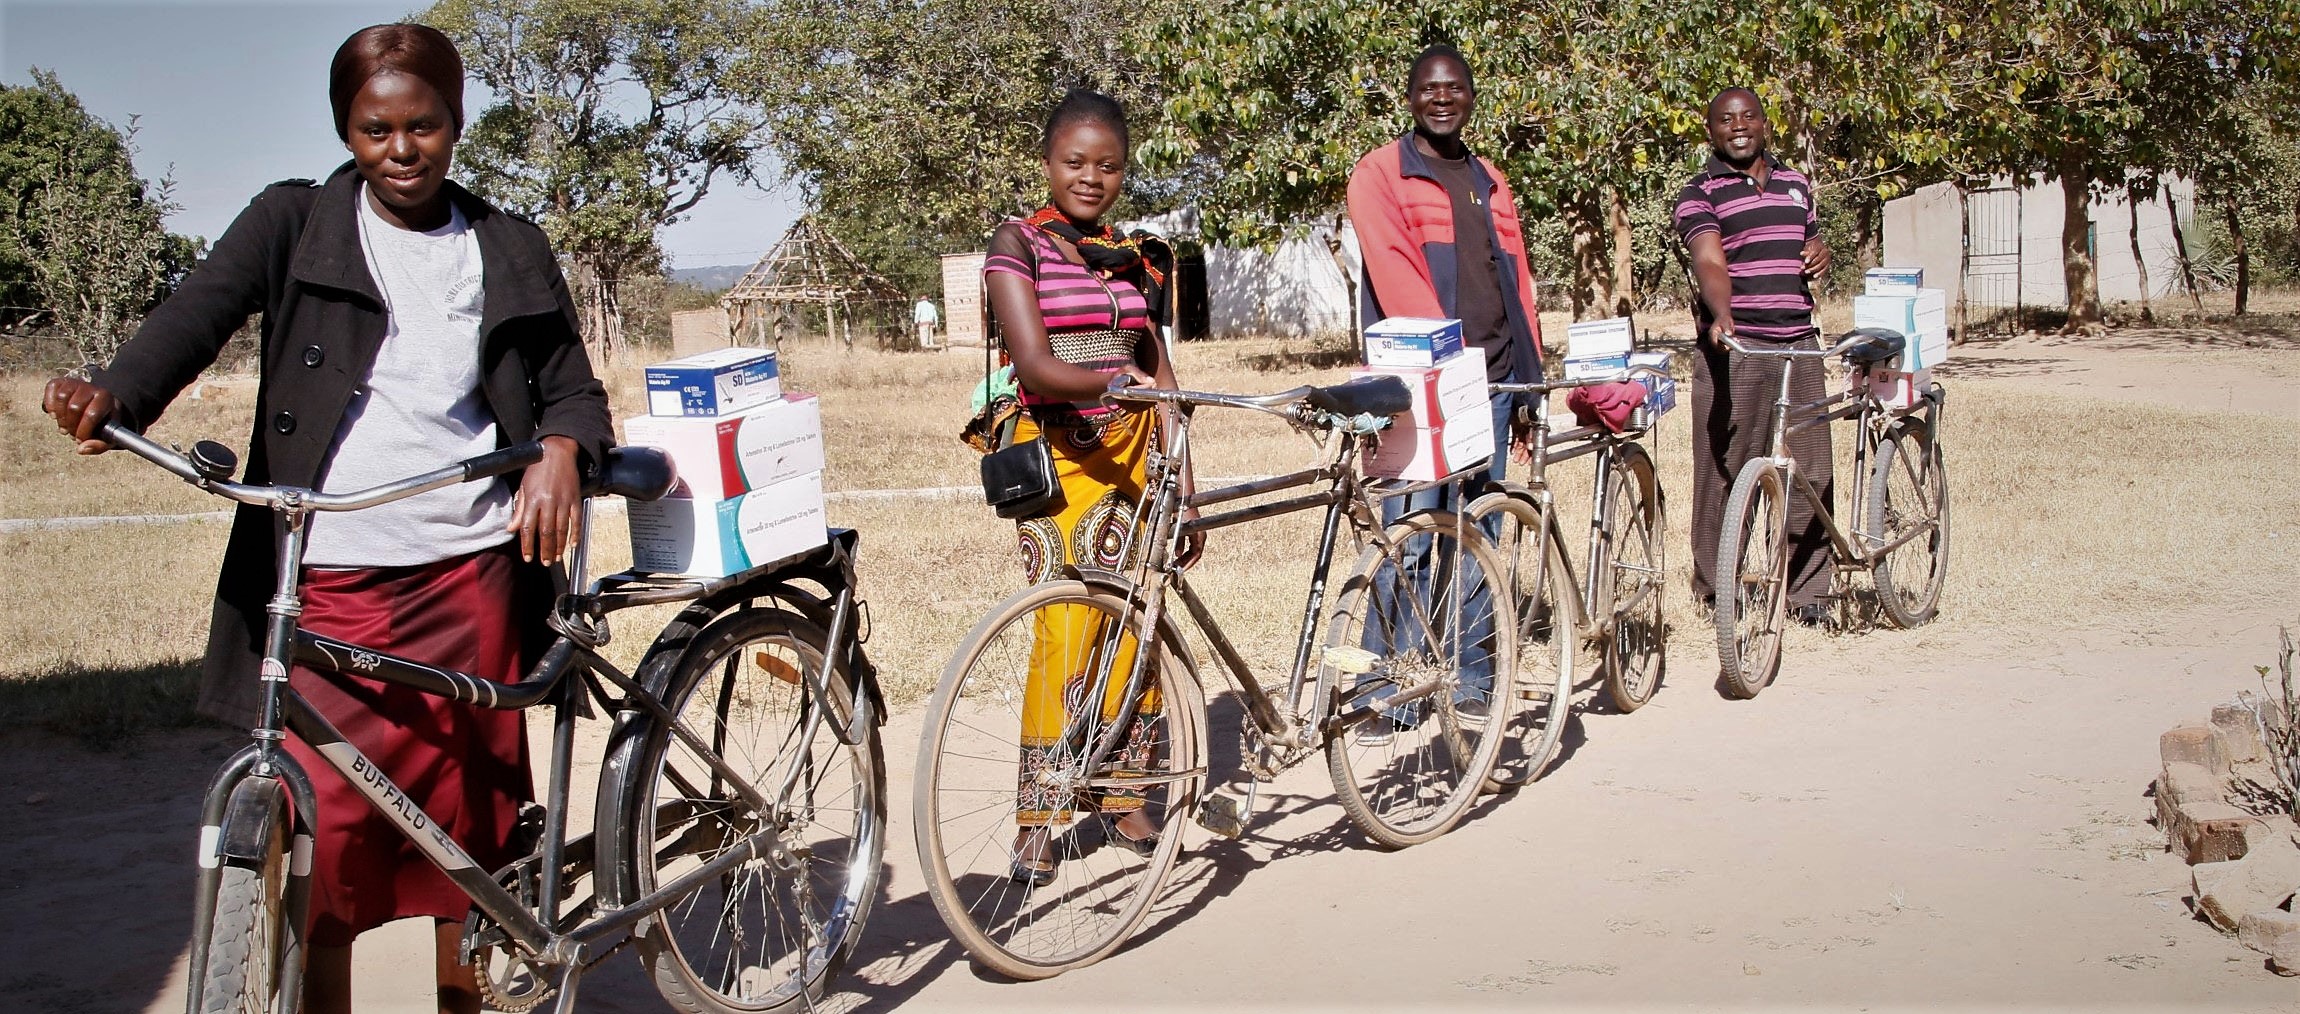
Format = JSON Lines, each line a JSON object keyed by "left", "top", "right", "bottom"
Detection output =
{"left": 91, "top": 163, "right": 614, "bottom": 725}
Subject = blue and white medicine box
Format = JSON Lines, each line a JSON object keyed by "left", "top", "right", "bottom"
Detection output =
{"left": 1863, "top": 267, "right": 1926, "bottom": 296}
{"left": 1628, "top": 351, "right": 1677, "bottom": 417}
{"left": 1562, "top": 352, "right": 1629, "bottom": 381}
{"left": 1852, "top": 289, "right": 1951, "bottom": 370}
{"left": 645, "top": 347, "right": 782, "bottom": 417}
{"left": 626, "top": 471, "right": 828, "bottom": 578}
{"left": 1363, "top": 316, "right": 1465, "bottom": 369}
{"left": 1565, "top": 316, "right": 1635, "bottom": 359}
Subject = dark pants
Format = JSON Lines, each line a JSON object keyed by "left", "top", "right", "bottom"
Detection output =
{"left": 1690, "top": 338, "right": 1834, "bottom": 608}
{"left": 1363, "top": 391, "right": 1513, "bottom": 705}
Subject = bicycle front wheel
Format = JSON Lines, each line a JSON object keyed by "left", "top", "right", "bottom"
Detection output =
{"left": 623, "top": 608, "right": 886, "bottom": 1014}
{"left": 1465, "top": 490, "right": 1573, "bottom": 790}
{"left": 194, "top": 793, "right": 297, "bottom": 1014}
{"left": 914, "top": 580, "right": 1205, "bottom": 980}
{"left": 1865, "top": 421, "right": 1950, "bottom": 628}
{"left": 1714, "top": 460, "right": 1790, "bottom": 699}
{"left": 1598, "top": 446, "right": 1667, "bottom": 712}
{"left": 1325, "top": 509, "right": 1518, "bottom": 847}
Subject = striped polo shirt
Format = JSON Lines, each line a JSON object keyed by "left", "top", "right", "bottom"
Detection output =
{"left": 1673, "top": 153, "right": 1819, "bottom": 341}
{"left": 985, "top": 221, "right": 1152, "bottom": 423}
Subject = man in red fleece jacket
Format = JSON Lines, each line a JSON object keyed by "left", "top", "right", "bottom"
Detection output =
{"left": 1345, "top": 44, "right": 1544, "bottom": 730}
{"left": 1348, "top": 42, "right": 1545, "bottom": 477}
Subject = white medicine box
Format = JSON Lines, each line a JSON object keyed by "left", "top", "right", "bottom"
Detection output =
{"left": 1363, "top": 317, "right": 1465, "bottom": 369}
{"left": 623, "top": 393, "right": 824, "bottom": 501}
{"left": 644, "top": 347, "right": 782, "bottom": 417}
{"left": 626, "top": 471, "right": 828, "bottom": 578}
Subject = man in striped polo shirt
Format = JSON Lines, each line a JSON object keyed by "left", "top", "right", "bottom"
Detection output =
{"left": 1675, "top": 87, "right": 1835, "bottom": 626}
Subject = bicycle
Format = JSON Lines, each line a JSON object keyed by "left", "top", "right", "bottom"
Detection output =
{"left": 92, "top": 422, "right": 886, "bottom": 1014}
{"left": 1710, "top": 327, "right": 1952, "bottom": 698}
{"left": 913, "top": 374, "right": 1519, "bottom": 979}
{"left": 1471, "top": 361, "right": 1674, "bottom": 786}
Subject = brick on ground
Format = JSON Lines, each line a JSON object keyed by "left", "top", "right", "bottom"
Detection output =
{"left": 2237, "top": 909, "right": 2300, "bottom": 976}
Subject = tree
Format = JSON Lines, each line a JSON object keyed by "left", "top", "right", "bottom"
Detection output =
{"left": 0, "top": 70, "right": 195, "bottom": 364}
{"left": 424, "top": 0, "right": 767, "bottom": 355}
{"left": 737, "top": 0, "right": 1176, "bottom": 282}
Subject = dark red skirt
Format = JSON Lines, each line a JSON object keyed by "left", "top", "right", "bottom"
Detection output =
{"left": 282, "top": 544, "right": 535, "bottom": 947}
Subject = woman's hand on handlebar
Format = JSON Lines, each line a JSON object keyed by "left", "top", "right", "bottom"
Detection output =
{"left": 43, "top": 376, "right": 119, "bottom": 455}
{"left": 1104, "top": 367, "right": 1155, "bottom": 406}
{"left": 507, "top": 435, "right": 582, "bottom": 563}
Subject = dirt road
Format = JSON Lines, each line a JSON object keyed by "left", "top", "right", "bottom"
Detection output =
{"left": 5, "top": 332, "right": 2296, "bottom": 1012}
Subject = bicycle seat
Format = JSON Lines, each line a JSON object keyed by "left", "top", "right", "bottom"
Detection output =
{"left": 1842, "top": 328, "right": 1906, "bottom": 366}
{"left": 585, "top": 446, "right": 678, "bottom": 502}
{"left": 1305, "top": 376, "right": 1412, "bottom": 418}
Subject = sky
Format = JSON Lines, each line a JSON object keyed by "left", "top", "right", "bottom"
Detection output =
{"left": 0, "top": 0, "right": 800, "bottom": 271}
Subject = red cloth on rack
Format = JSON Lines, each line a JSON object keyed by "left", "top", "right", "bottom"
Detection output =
{"left": 1567, "top": 380, "right": 1649, "bottom": 433}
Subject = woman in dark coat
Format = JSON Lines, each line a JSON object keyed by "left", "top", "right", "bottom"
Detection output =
{"left": 41, "top": 24, "right": 610, "bottom": 1014}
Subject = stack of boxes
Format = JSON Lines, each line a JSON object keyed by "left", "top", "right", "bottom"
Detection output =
{"left": 1851, "top": 268, "right": 1951, "bottom": 409}
{"left": 1353, "top": 317, "right": 1494, "bottom": 482}
{"left": 624, "top": 347, "right": 829, "bottom": 578}
{"left": 1562, "top": 316, "right": 1675, "bottom": 424}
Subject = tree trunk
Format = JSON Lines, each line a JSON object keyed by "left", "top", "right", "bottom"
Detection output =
{"left": 1608, "top": 187, "right": 1634, "bottom": 318}
{"left": 1853, "top": 193, "right": 1882, "bottom": 272}
{"left": 2166, "top": 190, "right": 2206, "bottom": 315}
{"left": 1566, "top": 190, "right": 1610, "bottom": 320}
{"left": 2054, "top": 148, "right": 2103, "bottom": 333}
{"left": 2126, "top": 182, "right": 2152, "bottom": 324}
{"left": 2222, "top": 201, "right": 2249, "bottom": 315}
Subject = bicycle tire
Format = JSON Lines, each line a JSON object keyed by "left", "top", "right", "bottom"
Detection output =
{"left": 1865, "top": 421, "right": 1951, "bottom": 628}
{"left": 195, "top": 803, "right": 294, "bottom": 1014}
{"left": 1713, "top": 459, "right": 1790, "bottom": 699}
{"left": 914, "top": 580, "right": 1204, "bottom": 981}
{"left": 1325, "top": 509, "right": 1518, "bottom": 847}
{"left": 623, "top": 607, "right": 887, "bottom": 1014}
{"left": 1599, "top": 447, "right": 1667, "bottom": 712}
{"left": 1464, "top": 491, "right": 1573, "bottom": 790}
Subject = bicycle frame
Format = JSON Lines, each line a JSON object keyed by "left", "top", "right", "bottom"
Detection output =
{"left": 103, "top": 425, "right": 875, "bottom": 1014}
{"left": 1050, "top": 388, "right": 1477, "bottom": 786}
{"left": 1488, "top": 366, "right": 1671, "bottom": 644}
{"left": 1729, "top": 333, "right": 1947, "bottom": 572}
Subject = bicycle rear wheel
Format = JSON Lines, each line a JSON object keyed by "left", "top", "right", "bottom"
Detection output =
{"left": 1465, "top": 491, "right": 1572, "bottom": 790}
{"left": 1325, "top": 509, "right": 1517, "bottom": 847}
{"left": 193, "top": 790, "right": 297, "bottom": 1014}
{"left": 914, "top": 580, "right": 1205, "bottom": 980}
{"left": 1865, "top": 421, "right": 1950, "bottom": 627}
{"left": 621, "top": 608, "right": 886, "bottom": 1014}
{"left": 1714, "top": 460, "right": 1790, "bottom": 699}
{"left": 1598, "top": 447, "right": 1667, "bottom": 712}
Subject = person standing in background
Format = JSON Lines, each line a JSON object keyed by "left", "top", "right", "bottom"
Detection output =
{"left": 914, "top": 295, "right": 939, "bottom": 348}
{"left": 1675, "top": 86, "right": 1835, "bottom": 628}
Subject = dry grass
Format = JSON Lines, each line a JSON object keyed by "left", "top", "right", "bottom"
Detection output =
{"left": 4, "top": 332, "right": 2296, "bottom": 741}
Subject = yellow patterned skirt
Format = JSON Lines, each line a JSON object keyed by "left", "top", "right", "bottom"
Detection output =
{"left": 1012, "top": 407, "right": 1166, "bottom": 826}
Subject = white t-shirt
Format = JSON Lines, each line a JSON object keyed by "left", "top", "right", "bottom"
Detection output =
{"left": 303, "top": 189, "right": 515, "bottom": 568}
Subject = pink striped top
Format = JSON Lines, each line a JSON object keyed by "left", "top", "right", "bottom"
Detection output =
{"left": 984, "top": 221, "right": 1152, "bottom": 423}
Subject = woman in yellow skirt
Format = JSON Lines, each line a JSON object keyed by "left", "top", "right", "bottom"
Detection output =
{"left": 982, "top": 90, "right": 1199, "bottom": 884}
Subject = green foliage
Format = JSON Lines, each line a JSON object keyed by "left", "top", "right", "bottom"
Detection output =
{"left": 424, "top": 0, "right": 767, "bottom": 351}
{"left": 735, "top": 0, "right": 1178, "bottom": 279}
{"left": 0, "top": 69, "right": 196, "bottom": 365}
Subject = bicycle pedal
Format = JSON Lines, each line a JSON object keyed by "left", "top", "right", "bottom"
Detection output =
{"left": 1195, "top": 790, "right": 1246, "bottom": 839}
{"left": 1321, "top": 645, "right": 1378, "bottom": 675}
{"left": 1515, "top": 685, "right": 1555, "bottom": 702}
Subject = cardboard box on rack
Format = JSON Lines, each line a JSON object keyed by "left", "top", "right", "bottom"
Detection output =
{"left": 1362, "top": 316, "right": 1465, "bottom": 368}
{"left": 644, "top": 347, "right": 782, "bottom": 417}
{"left": 622, "top": 393, "right": 823, "bottom": 501}
{"left": 1352, "top": 346, "right": 1493, "bottom": 481}
{"left": 1564, "top": 352, "right": 1630, "bottom": 381}
{"left": 1566, "top": 316, "right": 1635, "bottom": 359}
{"left": 1853, "top": 288, "right": 1952, "bottom": 371}
{"left": 627, "top": 471, "right": 828, "bottom": 578}
{"left": 1863, "top": 367, "right": 1932, "bottom": 411}
{"left": 1863, "top": 267, "right": 1925, "bottom": 295}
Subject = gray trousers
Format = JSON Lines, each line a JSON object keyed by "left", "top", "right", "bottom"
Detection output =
{"left": 1689, "top": 338, "right": 1834, "bottom": 608}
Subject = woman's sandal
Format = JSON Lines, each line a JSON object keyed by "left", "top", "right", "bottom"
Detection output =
{"left": 1108, "top": 816, "right": 1160, "bottom": 858}
{"left": 1010, "top": 830, "right": 1058, "bottom": 886}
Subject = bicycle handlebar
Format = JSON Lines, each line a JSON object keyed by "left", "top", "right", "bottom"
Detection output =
{"left": 97, "top": 421, "right": 543, "bottom": 513}
{"left": 1104, "top": 374, "right": 1318, "bottom": 419}
{"left": 1716, "top": 328, "right": 1875, "bottom": 360}
{"left": 1490, "top": 363, "right": 1673, "bottom": 396}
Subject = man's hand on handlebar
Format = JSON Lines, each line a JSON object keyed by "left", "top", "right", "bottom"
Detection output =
{"left": 508, "top": 435, "right": 583, "bottom": 563}
{"left": 43, "top": 376, "right": 119, "bottom": 455}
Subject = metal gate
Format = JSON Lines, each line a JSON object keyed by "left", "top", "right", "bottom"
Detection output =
{"left": 1961, "top": 185, "right": 2022, "bottom": 333}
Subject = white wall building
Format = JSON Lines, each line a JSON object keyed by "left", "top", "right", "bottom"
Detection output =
{"left": 1884, "top": 175, "right": 2197, "bottom": 319}
{"left": 1128, "top": 207, "right": 1362, "bottom": 338}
